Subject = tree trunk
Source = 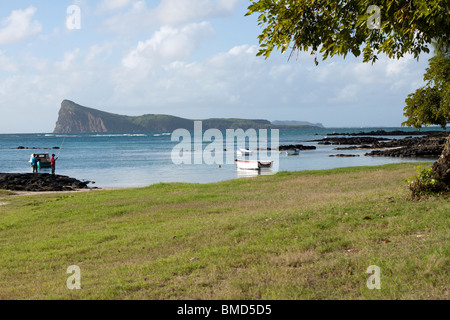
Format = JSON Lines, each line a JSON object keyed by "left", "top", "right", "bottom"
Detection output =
{"left": 432, "top": 134, "right": 450, "bottom": 184}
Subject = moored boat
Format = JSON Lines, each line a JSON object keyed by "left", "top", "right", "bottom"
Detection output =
{"left": 286, "top": 148, "right": 300, "bottom": 156}
{"left": 235, "top": 159, "right": 273, "bottom": 170}
{"left": 236, "top": 148, "right": 253, "bottom": 156}
{"left": 30, "top": 153, "right": 51, "bottom": 168}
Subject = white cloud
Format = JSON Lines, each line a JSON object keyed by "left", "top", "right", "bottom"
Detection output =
{"left": 122, "top": 22, "right": 214, "bottom": 69}
{"left": 101, "top": 0, "right": 241, "bottom": 35}
{"left": 112, "top": 43, "right": 273, "bottom": 116}
{"left": 97, "top": 0, "right": 134, "bottom": 13}
{"left": 0, "top": 7, "right": 42, "bottom": 45}
{"left": 55, "top": 49, "right": 81, "bottom": 72}
{"left": 385, "top": 54, "right": 415, "bottom": 77}
{"left": 328, "top": 84, "right": 360, "bottom": 103}
{"left": 85, "top": 43, "right": 114, "bottom": 65}
{"left": 101, "top": 1, "right": 151, "bottom": 35}
{"left": 227, "top": 44, "right": 257, "bottom": 56}
{"left": 0, "top": 51, "right": 19, "bottom": 72}
{"left": 155, "top": 0, "right": 241, "bottom": 25}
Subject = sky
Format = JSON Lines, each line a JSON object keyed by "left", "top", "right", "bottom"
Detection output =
{"left": 0, "top": 0, "right": 433, "bottom": 133}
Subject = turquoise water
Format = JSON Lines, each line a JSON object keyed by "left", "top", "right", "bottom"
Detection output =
{"left": 0, "top": 127, "right": 439, "bottom": 188}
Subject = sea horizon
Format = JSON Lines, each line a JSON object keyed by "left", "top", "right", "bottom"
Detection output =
{"left": 0, "top": 124, "right": 446, "bottom": 135}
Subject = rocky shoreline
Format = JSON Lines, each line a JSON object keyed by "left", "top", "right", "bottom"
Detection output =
{"left": 364, "top": 134, "right": 447, "bottom": 158}
{"left": 312, "top": 131, "right": 448, "bottom": 158}
{"left": 0, "top": 173, "right": 92, "bottom": 192}
{"left": 313, "top": 137, "right": 390, "bottom": 145}
{"left": 325, "top": 129, "right": 444, "bottom": 136}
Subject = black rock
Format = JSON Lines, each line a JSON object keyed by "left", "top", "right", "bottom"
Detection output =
{"left": 329, "top": 154, "right": 360, "bottom": 157}
{"left": 326, "top": 130, "right": 444, "bottom": 136}
{"left": 365, "top": 146, "right": 444, "bottom": 158}
{"left": 279, "top": 144, "right": 317, "bottom": 150}
{"left": 334, "top": 145, "right": 373, "bottom": 150}
{"left": 0, "top": 173, "right": 91, "bottom": 192}
{"left": 312, "top": 137, "right": 390, "bottom": 145}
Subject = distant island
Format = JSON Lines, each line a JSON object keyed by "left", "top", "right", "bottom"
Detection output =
{"left": 53, "top": 100, "right": 325, "bottom": 133}
{"left": 272, "top": 120, "right": 324, "bottom": 128}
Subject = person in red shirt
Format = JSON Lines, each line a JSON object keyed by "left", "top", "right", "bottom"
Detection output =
{"left": 51, "top": 154, "right": 58, "bottom": 175}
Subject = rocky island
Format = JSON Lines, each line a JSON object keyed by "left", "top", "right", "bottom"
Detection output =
{"left": 54, "top": 100, "right": 324, "bottom": 133}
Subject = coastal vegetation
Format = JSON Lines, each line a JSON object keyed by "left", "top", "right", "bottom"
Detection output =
{"left": 404, "top": 48, "right": 449, "bottom": 192}
{"left": 406, "top": 165, "right": 449, "bottom": 200}
{"left": 53, "top": 100, "right": 322, "bottom": 133}
{"left": 0, "top": 163, "right": 448, "bottom": 299}
{"left": 403, "top": 49, "right": 449, "bottom": 130}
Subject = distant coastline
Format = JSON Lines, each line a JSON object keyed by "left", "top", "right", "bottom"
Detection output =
{"left": 0, "top": 125, "right": 446, "bottom": 136}
{"left": 53, "top": 100, "right": 325, "bottom": 134}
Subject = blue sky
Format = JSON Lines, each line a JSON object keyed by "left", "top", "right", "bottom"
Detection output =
{"left": 0, "top": 0, "right": 432, "bottom": 133}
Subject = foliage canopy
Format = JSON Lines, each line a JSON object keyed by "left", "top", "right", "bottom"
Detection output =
{"left": 402, "top": 51, "right": 450, "bottom": 129}
{"left": 246, "top": 0, "right": 450, "bottom": 64}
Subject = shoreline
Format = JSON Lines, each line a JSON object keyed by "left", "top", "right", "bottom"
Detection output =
{"left": 0, "top": 187, "right": 135, "bottom": 199}
{"left": 0, "top": 162, "right": 435, "bottom": 195}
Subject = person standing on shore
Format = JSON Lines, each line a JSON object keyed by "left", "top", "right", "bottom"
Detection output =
{"left": 31, "top": 154, "right": 38, "bottom": 173}
{"left": 51, "top": 154, "right": 58, "bottom": 176}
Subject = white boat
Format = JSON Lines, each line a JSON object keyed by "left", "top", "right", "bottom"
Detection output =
{"left": 286, "top": 148, "right": 300, "bottom": 156}
{"left": 237, "top": 148, "right": 253, "bottom": 156}
{"left": 235, "top": 159, "right": 273, "bottom": 170}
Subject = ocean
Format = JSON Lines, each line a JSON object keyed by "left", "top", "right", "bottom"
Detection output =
{"left": 0, "top": 127, "right": 439, "bottom": 188}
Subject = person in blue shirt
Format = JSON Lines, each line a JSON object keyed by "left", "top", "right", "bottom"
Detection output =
{"left": 31, "top": 154, "right": 38, "bottom": 173}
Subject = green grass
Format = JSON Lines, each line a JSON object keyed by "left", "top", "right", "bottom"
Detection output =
{"left": 0, "top": 162, "right": 448, "bottom": 300}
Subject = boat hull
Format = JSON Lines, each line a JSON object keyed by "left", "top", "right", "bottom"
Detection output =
{"left": 235, "top": 160, "right": 273, "bottom": 170}
{"left": 286, "top": 148, "right": 300, "bottom": 156}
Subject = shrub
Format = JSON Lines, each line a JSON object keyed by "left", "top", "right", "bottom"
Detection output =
{"left": 405, "top": 166, "right": 449, "bottom": 200}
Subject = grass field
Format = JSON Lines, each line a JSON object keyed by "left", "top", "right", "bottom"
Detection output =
{"left": 0, "top": 162, "right": 448, "bottom": 300}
